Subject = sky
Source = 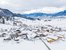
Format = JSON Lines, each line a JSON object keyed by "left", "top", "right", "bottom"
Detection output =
{"left": 0, "top": 0, "right": 66, "bottom": 13}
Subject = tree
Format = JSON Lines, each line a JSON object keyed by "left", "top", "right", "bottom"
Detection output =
{"left": 0, "top": 16, "right": 2, "bottom": 19}
{"left": 6, "top": 17, "right": 9, "bottom": 21}
{"left": 2, "top": 18, "right": 5, "bottom": 24}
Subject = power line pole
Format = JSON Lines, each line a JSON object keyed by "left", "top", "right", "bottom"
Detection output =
{"left": 39, "top": 37, "right": 51, "bottom": 50}
{"left": 35, "top": 32, "right": 51, "bottom": 50}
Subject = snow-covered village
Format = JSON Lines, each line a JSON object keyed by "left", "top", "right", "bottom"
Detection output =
{"left": 0, "top": 0, "right": 66, "bottom": 50}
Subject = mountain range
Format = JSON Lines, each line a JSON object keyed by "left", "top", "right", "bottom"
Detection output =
{"left": 0, "top": 8, "right": 66, "bottom": 20}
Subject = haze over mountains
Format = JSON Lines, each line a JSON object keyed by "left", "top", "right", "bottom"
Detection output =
{"left": 0, "top": 7, "right": 66, "bottom": 20}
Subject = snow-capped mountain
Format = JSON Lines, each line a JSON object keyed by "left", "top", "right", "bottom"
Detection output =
{"left": 22, "top": 7, "right": 66, "bottom": 18}
{"left": 0, "top": 7, "right": 66, "bottom": 20}
{"left": 0, "top": 8, "right": 13, "bottom": 17}
{"left": 54, "top": 10, "right": 66, "bottom": 16}
{"left": 22, "top": 10, "right": 66, "bottom": 17}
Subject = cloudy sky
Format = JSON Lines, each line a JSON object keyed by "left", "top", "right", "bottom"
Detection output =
{"left": 0, "top": 0, "right": 66, "bottom": 13}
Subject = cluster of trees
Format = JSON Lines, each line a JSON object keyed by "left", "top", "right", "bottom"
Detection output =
{"left": 0, "top": 16, "right": 5, "bottom": 24}
{"left": 0, "top": 16, "right": 13, "bottom": 24}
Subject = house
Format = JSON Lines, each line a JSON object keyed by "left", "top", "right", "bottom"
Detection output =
{"left": 13, "top": 20, "right": 23, "bottom": 26}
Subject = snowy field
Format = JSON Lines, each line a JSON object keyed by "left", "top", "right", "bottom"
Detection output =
{"left": 0, "top": 17, "right": 66, "bottom": 50}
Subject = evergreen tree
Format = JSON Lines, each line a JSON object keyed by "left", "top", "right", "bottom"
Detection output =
{"left": 2, "top": 18, "right": 5, "bottom": 24}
